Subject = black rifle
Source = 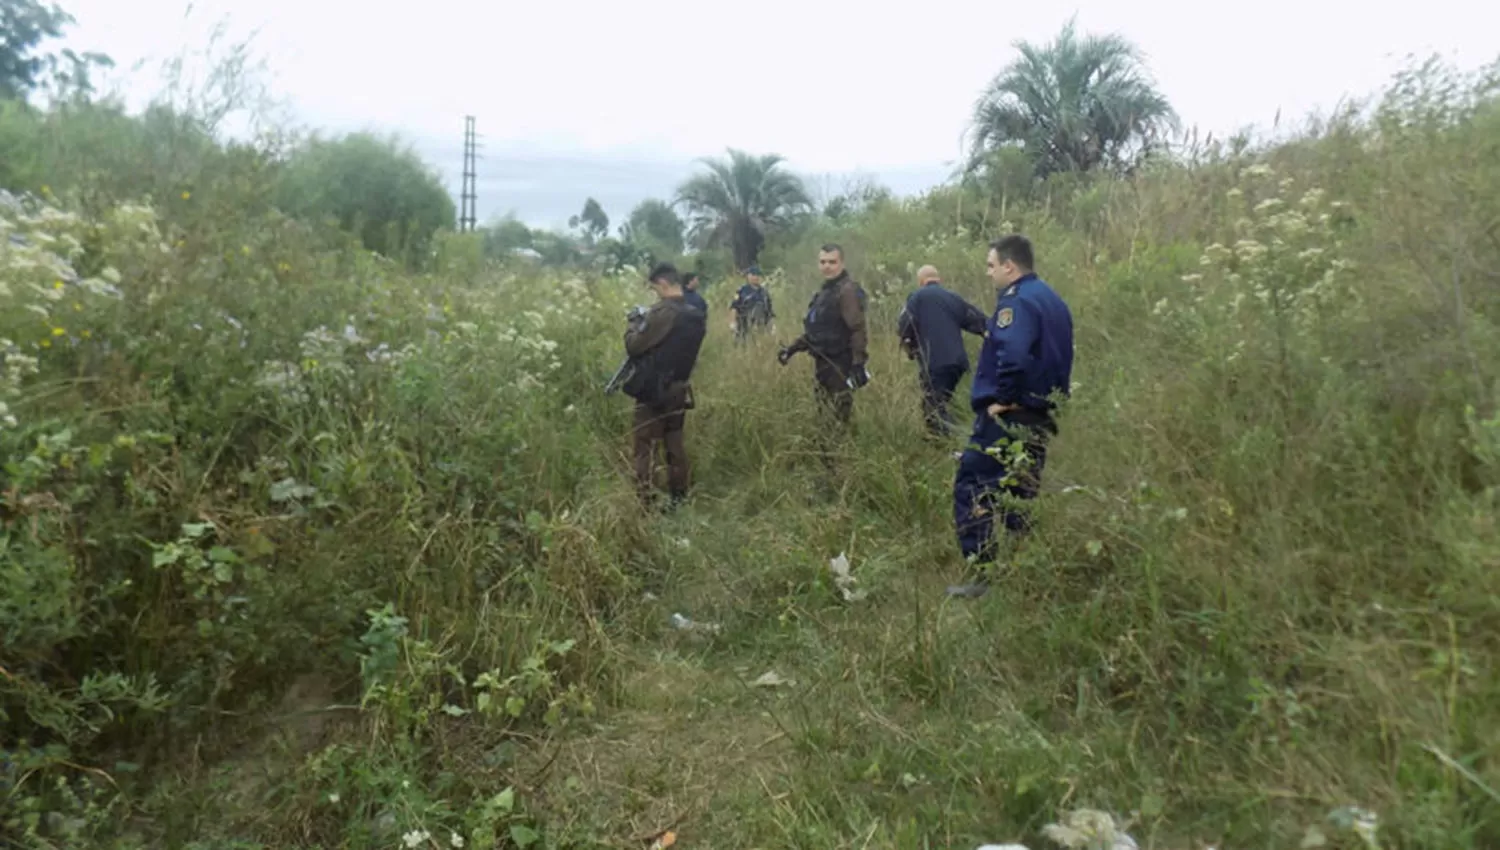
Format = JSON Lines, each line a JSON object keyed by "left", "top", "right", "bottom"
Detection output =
{"left": 603, "top": 305, "right": 650, "bottom": 395}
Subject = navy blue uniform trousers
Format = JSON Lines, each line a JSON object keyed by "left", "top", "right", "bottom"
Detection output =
{"left": 920, "top": 364, "right": 966, "bottom": 435}
{"left": 953, "top": 410, "right": 1052, "bottom": 563}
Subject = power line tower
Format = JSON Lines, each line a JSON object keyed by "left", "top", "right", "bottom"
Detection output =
{"left": 460, "top": 115, "right": 479, "bottom": 232}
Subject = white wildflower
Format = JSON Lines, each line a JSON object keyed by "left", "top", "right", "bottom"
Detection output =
{"left": 1234, "top": 240, "right": 1268, "bottom": 262}
{"left": 1242, "top": 163, "right": 1275, "bottom": 178}
{"left": 450, "top": 833, "right": 465, "bottom": 849}
{"left": 1180, "top": 273, "right": 1203, "bottom": 284}
{"left": 1254, "top": 198, "right": 1285, "bottom": 215}
{"left": 1298, "top": 248, "right": 1325, "bottom": 261}
{"left": 402, "top": 829, "right": 430, "bottom": 848}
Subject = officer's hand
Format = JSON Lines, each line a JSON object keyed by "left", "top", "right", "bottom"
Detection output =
{"left": 987, "top": 402, "right": 1018, "bottom": 418}
{"left": 777, "top": 346, "right": 793, "bottom": 366}
{"left": 846, "top": 364, "right": 871, "bottom": 389}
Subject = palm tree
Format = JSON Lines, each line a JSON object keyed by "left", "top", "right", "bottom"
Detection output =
{"left": 674, "top": 149, "right": 813, "bottom": 271}
{"left": 966, "top": 19, "right": 1178, "bottom": 179}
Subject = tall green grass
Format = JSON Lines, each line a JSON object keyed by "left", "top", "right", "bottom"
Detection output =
{"left": 2, "top": 54, "right": 1499, "bottom": 849}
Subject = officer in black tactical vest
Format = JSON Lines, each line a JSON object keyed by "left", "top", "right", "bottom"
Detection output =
{"left": 777, "top": 243, "right": 869, "bottom": 425}
{"left": 730, "top": 266, "right": 774, "bottom": 341}
{"left": 622, "top": 263, "right": 707, "bottom": 509}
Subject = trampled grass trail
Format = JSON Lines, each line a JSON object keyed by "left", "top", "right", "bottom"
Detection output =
{"left": 520, "top": 312, "right": 1168, "bottom": 849}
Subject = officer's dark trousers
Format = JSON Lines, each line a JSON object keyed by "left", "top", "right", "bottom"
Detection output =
{"left": 734, "top": 313, "right": 768, "bottom": 344}
{"left": 814, "top": 356, "right": 854, "bottom": 426}
{"left": 919, "top": 364, "right": 966, "bottom": 435}
{"left": 953, "top": 411, "right": 1052, "bottom": 565}
{"left": 632, "top": 401, "right": 688, "bottom": 502}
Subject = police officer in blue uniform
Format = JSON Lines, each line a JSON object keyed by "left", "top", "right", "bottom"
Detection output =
{"left": 682, "top": 271, "right": 709, "bottom": 316}
{"left": 948, "top": 235, "right": 1074, "bottom": 599}
{"left": 897, "top": 264, "right": 989, "bottom": 436}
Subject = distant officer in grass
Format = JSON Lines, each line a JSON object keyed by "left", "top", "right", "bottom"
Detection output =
{"left": 897, "top": 264, "right": 989, "bottom": 436}
{"left": 949, "top": 235, "right": 1074, "bottom": 599}
{"left": 730, "top": 265, "right": 774, "bottom": 341}
{"left": 622, "top": 262, "right": 708, "bottom": 510}
{"left": 777, "top": 243, "right": 870, "bottom": 427}
{"left": 682, "top": 271, "right": 708, "bottom": 316}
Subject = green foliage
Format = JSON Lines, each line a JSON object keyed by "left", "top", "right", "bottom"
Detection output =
{"left": 676, "top": 148, "right": 814, "bottom": 270}
{"left": 2, "top": 33, "right": 1500, "bottom": 850}
{"left": 1, "top": 0, "right": 111, "bottom": 102}
{"left": 567, "top": 197, "right": 609, "bottom": 244}
{"left": 274, "top": 131, "right": 456, "bottom": 266}
{"left": 967, "top": 18, "right": 1178, "bottom": 179}
{"left": 621, "top": 197, "right": 685, "bottom": 256}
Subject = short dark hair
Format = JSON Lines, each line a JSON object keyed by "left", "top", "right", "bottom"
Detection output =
{"left": 648, "top": 262, "right": 680, "bottom": 285}
{"left": 819, "top": 243, "right": 844, "bottom": 259}
{"left": 989, "top": 234, "right": 1033, "bottom": 270}
{"left": 682, "top": 271, "right": 700, "bottom": 286}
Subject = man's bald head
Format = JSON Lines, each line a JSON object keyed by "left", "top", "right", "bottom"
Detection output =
{"left": 917, "top": 265, "right": 941, "bottom": 285}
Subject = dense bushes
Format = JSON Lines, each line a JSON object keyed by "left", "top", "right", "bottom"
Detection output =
{"left": 2, "top": 51, "right": 1499, "bottom": 850}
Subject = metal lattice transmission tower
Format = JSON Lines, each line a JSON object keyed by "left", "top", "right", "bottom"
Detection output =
{"left": 460, "top": 115, "right": 481, "bottom": 232}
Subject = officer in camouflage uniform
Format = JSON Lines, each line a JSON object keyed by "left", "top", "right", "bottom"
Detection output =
{"left": 621, "top": 262, "right": 708, "bottom": 510}
{"left": 777, "top": 243, "right": 869, "bottom": 426}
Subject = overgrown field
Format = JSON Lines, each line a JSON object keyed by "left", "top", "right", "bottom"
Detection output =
{"left": 4, "top": 58, "right": 1500, "bottom": 850}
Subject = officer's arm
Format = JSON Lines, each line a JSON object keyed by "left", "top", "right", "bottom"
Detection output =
{"left": 987, "top": 299, "right": 1040, "bottom": 406}
{"left": 960, "top": 300, "right": 988, "bottom": 336}
{"left": 896, "top": 301, "right": 913, "bottom": 339}
{"left": 839, "top": 283, "right": 868, "bottom": 365}
{"left": 625, "top": 306, "right": 675, "bottom": 357}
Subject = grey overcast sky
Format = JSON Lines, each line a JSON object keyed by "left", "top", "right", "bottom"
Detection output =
{"left": 54, "top": 0, "right": 1499, "bottom": 230}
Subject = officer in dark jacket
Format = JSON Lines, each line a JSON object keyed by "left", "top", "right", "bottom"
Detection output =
{"left": 682, "top": 272, "right": 708, "bottom": 316}
{"left": 897, "top": 264, "right": 988, "bottom": 436}
{"left": 729, "top": 266, "right": 774, "bottom": 341}
{"left": 777, "top": 243, "right": 869, "bottom": 426}
{"left": 949, "top": 235, "right": 1073, "bottom": 599}
{"left": 623, "top": 263, "right": 707, "bottom": 510}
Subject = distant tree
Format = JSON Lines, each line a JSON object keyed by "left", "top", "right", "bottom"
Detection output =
{"left": 823, "top": 177, "right": 893, "bottom": 223}
{"left": 568, "top": 197, "right": 609, "bottom": 243}
{"left": 966, "top": 19, "right": 1177, "bottom": 179}
{"left": 275, "top": 132, "right": 455, "bottom": 262}
{"left": 482, "top": 213, "right": 533, "bottom": 254}
{"left": 675, "top": 148, "right": 813, "bottom": 270}
{"left": 0, "top": 0, "right": 112, "bottom": 101}
{"left": 529, "top": 229, "right": 582, "bottom": 266}
{"left": 620, "top": 198, "right": 685, "bottom": 255}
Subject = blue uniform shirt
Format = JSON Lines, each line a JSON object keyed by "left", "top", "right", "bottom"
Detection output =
{"left": 970, "top": 273, "right": 1074, "bottom": 415}
{"left": 683, "top": 289, "right": 708, "bottom": 315}
{"left": 896, "top": 282, "right": 988, "bottom": 373}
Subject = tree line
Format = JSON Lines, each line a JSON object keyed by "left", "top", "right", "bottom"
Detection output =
{"left": 3, "top": 1, "right": 1179, "bottom": 274}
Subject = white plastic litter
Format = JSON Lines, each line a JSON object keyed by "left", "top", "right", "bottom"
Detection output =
{"left": 829, "top": 552, "right": 867, "bottom": 602}
{"left": 668, "top": 612, "right": 721, "bottom": 634}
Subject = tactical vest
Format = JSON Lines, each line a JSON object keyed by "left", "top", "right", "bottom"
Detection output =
{"left": 739, "top": 286, "right": 771, "bottom": 323}
{"left": 802, "top": 275, "right": 865, "bottom": 359}
{"left": 624, "top": 299, "right": 706, "bottom": 407}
